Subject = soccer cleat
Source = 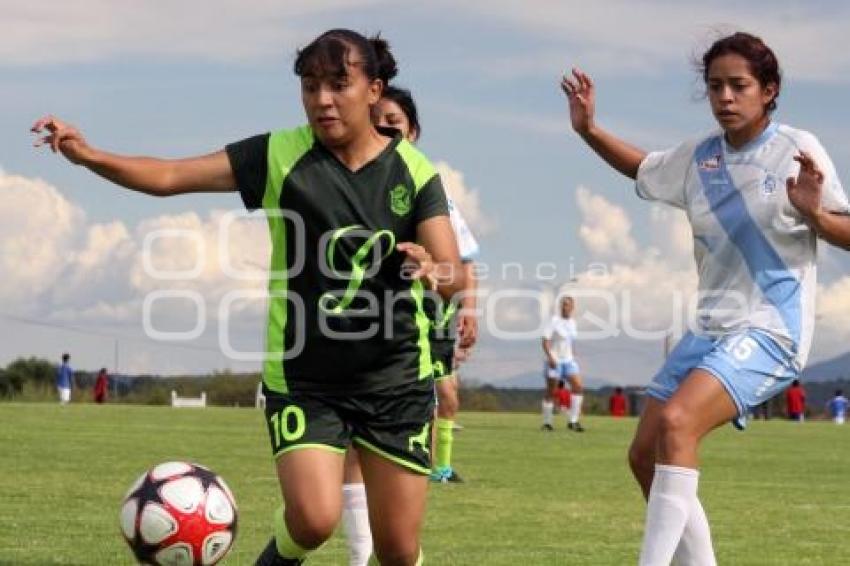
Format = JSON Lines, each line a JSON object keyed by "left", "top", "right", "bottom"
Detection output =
{"left": 443, "top": 468, "right": 464, "bottom": 483}
{"left": 572, "top": 422, "right": 585, "bottom": 432}
{"left": 429, "top": 466, "right": 464, "bottom": 483}
{"left": 567, "top": 422, "right": 574, "bottom": 430}
{"left": 541, "top": 424, "right": 554, "bottom": 431}
{"left": 255, "top": 539, "right": 304, "bottom": 566}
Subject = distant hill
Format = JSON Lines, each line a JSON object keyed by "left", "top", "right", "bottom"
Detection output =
{"left": 491, "top": 371, "right": 613, "bottom": 390}
{"left": 803, "top": 352, "right": 850, "bottom": 382}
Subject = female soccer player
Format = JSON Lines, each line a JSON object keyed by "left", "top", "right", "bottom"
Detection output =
{"left": 32, "top": 29, "right": 464, "bottom": 566}
{"left": 541, "top": 296, "right": 585, "bottom": 432}
{"left": 562, "top": 31, "right": 850, "bottom": 565}
{"left": 374, "top": 86, "right": 479, "bottom": 484}
{"left": 339, "top": 85, "right": 480, "bottom": 565}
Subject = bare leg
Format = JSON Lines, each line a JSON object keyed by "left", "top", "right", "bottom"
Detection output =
{"left": 274, "top": 448, "right": 345, "bottom": 552}
{"left": 358, "top": 448, "right": 428, "bottom": 566}
{"left": 639, "top": 370, "right": 735, "bottom": 566}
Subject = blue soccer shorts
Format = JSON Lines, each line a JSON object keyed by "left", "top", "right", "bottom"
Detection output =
{"left": 646, "top": 329, "right": 799, "bottom": 429}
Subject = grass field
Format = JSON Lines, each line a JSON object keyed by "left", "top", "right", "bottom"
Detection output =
{"left": 1, "top": 403, "right": 848, "bottom": 565}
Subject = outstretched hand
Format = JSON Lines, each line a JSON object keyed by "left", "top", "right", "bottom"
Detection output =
{"left": 31, "top": 115, "right": 92, "bottom": 164}
{"left": 560, "top": 68, "right": 596, "bottom": 136}
{"left": 397, "top": 242, "right": 437, "bottom": 288}
{"left": 787, "top": 150, "right": 825, "bottom": 223}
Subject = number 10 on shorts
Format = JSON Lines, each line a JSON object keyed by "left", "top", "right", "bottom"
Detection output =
{"left": 269, "top": 405, "right": 306, "bottom": 451}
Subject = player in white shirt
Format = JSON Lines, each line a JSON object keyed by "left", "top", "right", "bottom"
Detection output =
{"left": 563, "top": 31, "right": 850, "bottom": 566}
{"left": 428, "top": 196, "right": 480, "bottom": 483}
{"left": 339, "top": 85, "right": 479, "bottom": 565}
{"left": 541, "top": 296, "right": 585, "bottom": 432}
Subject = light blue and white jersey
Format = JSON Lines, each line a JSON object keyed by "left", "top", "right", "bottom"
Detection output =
{"left": 636, "top": 123, "right": 849, "bottom": 368}
{"left": 448, "top": 197, "right": 479, "bottom": 262}
{"left": 543, "top": 315, "right": 578, "bottom": 362}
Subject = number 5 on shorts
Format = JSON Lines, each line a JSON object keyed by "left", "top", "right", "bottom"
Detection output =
{"left": 723, "top": 335, "right": 757, "bottom": 362}
{"left": 269, "top": 405, "right": 306, "bottom": 451}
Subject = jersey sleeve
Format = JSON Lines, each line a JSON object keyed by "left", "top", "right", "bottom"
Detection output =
{"left": 225, "top": 133, "right": 270, "bottom": 211}
{"left": 448, "top": 199, "right": 480, "bottom": 261}
{"left": 414, "top": 174, "right": 449, "bottom": 224}
{"left": 635, "top": 139, "right": 698, "bottom": 210}
{"left": 795, "top": 132, "right": 850, "bottom": 214}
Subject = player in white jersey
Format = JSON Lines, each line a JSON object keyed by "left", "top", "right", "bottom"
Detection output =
{"left": 541, "top": 296, "right": 585, "bottom": 432}
{"left": 428, "top": 196, "right": 480, "bottom": 483}
{"left": 563, "top": 31, "right": 850, "bottom": 565}
{"left": 339, "top": 85, "right": 479, "bottom": 565}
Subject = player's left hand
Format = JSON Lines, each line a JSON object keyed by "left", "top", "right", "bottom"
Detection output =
{"left": 457, "top": 310, "right": 478, "bottom": 349}
{"left": 397, "top": 242, "right": 437, "bottom": 288}
{"left": 454, "top": 345, "right": 472, "bottom": 365}
{"left": 787, "top": 150, "right": 825, "bottom": 224}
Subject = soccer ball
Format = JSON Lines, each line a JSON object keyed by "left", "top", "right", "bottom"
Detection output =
{"left": 119, "top": 462, "right": 237, "bottom": 565}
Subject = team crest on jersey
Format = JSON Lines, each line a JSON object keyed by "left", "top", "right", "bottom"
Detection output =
{"left": 698, "top": 154, "right": 722, "bottom": 171}
{"left": 389, "top": 184, "right": 412, "bottom": 216}
{"left": 762, "top": 173, "right": 777, "bottom": 197}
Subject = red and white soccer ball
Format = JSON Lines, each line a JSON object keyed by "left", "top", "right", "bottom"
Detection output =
{"left": 120, "top": 462, "right": 238, "bottom": 565}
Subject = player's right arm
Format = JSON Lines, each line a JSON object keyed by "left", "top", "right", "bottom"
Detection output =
{"left": 542, "top": 338, "right": 557, "bottom": 369}
{"left": 561, "top": 68, "right": 647, "bottom": 180}
{"left": 31, "top": 116, "right": 236, "bottom": 196}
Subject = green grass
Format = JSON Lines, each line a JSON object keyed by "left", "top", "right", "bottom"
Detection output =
{"left": 1, "top": 403, "right": 847, "bottom": 565}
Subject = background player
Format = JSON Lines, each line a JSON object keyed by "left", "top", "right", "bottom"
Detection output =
{"left": 541, "top": 296, "right": 585, "bottom": 432}
{"left": 373, "top": 85, "right": 480, "bottom": 483}
{"left": 827, "top": 390, "right": 848, "bottom": 425}
{"left": 338, "top": 84, "right": 480, "bottom": 564}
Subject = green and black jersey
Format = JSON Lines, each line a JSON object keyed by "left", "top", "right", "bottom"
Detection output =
{"left": 226, "top": 125, "right": 448, "bottom": 395}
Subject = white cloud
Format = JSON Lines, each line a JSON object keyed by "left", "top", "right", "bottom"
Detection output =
{"left": 0, "top": 172, "right": 85, "bottom": 307}
{"left": 0, "top": 1, "right": 382, "bottom": 66}
{"left": 0, "top": 169, "right": 269, "bottom": 331}
{"left": 435, "top": 161, "right": 497, "bottom": 236}
{"left": 442, "top": 0, "right": 850, "bottom": 83}
{"left": 575, "top": 185, "right": 638, "bottom": 259}
{"left": 814, "top": 276, "right": 850, "bottom": 360}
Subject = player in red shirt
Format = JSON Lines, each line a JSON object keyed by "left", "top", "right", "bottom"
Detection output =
{"left": 93, "top": 368, "right": 108, "bottom": 404}
{"left": 609, "top": 387, "right": 628, "bottom": 417}
{"left": 785, "top": 380, "right": 806, "bottom": 422}
{"left": 556, "top": 380, "right": 572, "bottom": 417}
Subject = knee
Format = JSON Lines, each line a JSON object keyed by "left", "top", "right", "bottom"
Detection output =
{"left": 628, "top": 441, "right": 653, "bottom": 475}
{"left": 284, "top": 505, "right": 338, "bottom": 549}
{"left": 437, "top": 391, "right": 459, "bottom": 418}
{"left": 658, "top": 404, "right": 692, "bottom": 443}
{"left": 570, "top": 377, "right": 584, "bottom": 394}
{"left": 372, "top": 540, "right": 420, "bottom": 566}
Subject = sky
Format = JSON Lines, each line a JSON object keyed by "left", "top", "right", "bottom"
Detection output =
{"left": 2, "top": 1, "right": 850, "bottom": 386}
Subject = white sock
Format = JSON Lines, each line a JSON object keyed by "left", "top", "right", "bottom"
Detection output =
{"left": 672, "top": 497, "right": 716, "bottom": 566}
{"left": 342, "top": 483, "right": 372, "bottom": 566}
{"left": 639, "top": 465, "right": 698, "bottom": 566}
{"left": 570, "top": 394, "right": 584, "bottom": 424}
{"left": 542, "top": 400, "right": 554, "bottom": 425}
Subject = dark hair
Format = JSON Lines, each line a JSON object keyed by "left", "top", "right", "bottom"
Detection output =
{"left": 615, "top": 386, "right": 623, "bottom": 394}
{"left": 381, "top": 85, "right": 421, "bottom": 137}
{"left": 836, "top": 389, "right": 843, "bottom": 396}
{"left": 792, "top": 379, "right": 800, "bottom": 387}
{"left": 62, "top": 353, "right": 70, "bottom": 362}
{"left": 294, "top": 29, "right": 397, "bottom": 85}
{"left": 698, "top": 32, "right": 781, "bottom": 113}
